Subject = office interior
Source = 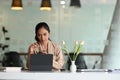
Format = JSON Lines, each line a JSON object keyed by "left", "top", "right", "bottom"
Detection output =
{"left": 0, "top": 0, "right": 120, "bottom": 71}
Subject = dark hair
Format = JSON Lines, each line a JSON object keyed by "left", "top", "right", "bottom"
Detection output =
{"left": 35, "top": 22, "right": 50, "bottom": 42}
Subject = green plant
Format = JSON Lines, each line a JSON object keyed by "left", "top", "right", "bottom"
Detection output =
{"left": 62, "top": 40, "right": 84, "bottom": 61}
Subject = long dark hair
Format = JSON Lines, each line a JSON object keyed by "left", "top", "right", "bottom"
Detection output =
{"left": 35, "top": 22, "right": 50, "bottom": 42}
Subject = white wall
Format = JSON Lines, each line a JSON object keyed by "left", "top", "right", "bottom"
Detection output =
{"left": 0, "top": 0, "right": 116, "bottom": 53}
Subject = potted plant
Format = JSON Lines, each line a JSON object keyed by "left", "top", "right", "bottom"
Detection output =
{"left": 62, "top": 40, "right": 84, "bottom": 72}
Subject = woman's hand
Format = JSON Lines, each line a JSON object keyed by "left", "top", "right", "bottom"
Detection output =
{"left": 29, "top": 43, "right": 39, "bottom": 54}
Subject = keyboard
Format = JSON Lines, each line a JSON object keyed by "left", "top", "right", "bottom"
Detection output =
{"left": 77, "top": 69, "right": 111, "bottom": 72}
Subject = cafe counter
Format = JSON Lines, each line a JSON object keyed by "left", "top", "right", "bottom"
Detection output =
{"left": 0, "top": 71, "right": 120, "bottom": 80}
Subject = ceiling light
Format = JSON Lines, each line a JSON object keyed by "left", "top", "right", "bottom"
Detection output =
{"left": 40, "top": 0, "right": 52, "bottom": 11}
{"left": 11, "top": 0, "right": 23, "bottom": 10}
{"left": 60, "top": 1, "right": 66, "bottom": 5}
{"left": 70, "top": 0, "right": 81, "bottom": 8}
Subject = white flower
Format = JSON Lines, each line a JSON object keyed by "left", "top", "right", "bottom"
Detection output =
{"left": 80, "top": 40, "right": 84, "bottom": 45}
{"left": 62, "top": 40, "right": 65, "bottom": 45}
{"left": 62, "top": 40, "right": 85, "bottom": 61}
{"left": 75, "top": 40, "right": 78, "bottom": 45}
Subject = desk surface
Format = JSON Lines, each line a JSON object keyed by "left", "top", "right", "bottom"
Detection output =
{"left": 0, "top": 71, "right": 120, "bottom": 80}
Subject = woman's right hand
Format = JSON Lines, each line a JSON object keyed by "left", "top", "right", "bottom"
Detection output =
{"left": 29, "top": 43, "right": 39, "bottom": 54}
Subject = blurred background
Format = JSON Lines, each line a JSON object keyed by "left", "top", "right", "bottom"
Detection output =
{"left": 0, "top": 0, "right": 118, "bottom": 70}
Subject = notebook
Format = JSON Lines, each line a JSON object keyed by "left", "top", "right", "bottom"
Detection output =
{"left": 30, "top": 53, "right": 53, "bottom": 71}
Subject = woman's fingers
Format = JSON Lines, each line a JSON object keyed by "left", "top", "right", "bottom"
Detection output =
{"left": 30, "top": 43, "right": 39, "bottom": 54}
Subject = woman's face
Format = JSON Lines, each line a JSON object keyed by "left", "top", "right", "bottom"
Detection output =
{"left": 37, "top": 27, "right": 49, "bottom": 43}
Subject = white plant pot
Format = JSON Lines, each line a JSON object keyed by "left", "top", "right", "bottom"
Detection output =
{"left": 70, "top": 61, "right": 77, "bottom": 72}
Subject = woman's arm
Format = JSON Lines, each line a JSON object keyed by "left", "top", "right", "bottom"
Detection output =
{"left": 53, "top": 46, "right": 64, "bottom": 71}
{"left": 26, "top": 43, "right": 39, "bottom": 69}
{"left": 26, "top": 46, "right": 32, "bottom": 69}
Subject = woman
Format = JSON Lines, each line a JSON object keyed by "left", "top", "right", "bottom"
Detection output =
{"left": 27, "top": 22, "right": 64, "bottom": 71}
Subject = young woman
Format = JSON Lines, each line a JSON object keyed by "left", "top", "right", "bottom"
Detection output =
{"left": 27, "top": 22, "right": 64, "bottom": 71}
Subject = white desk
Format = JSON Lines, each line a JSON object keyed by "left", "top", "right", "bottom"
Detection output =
{"left": 0, "top": 71, "right": 120, "bottom": 80}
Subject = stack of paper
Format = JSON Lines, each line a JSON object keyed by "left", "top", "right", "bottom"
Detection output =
{"left": 5, "top": 67, "right": 22, "bottom": 72}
